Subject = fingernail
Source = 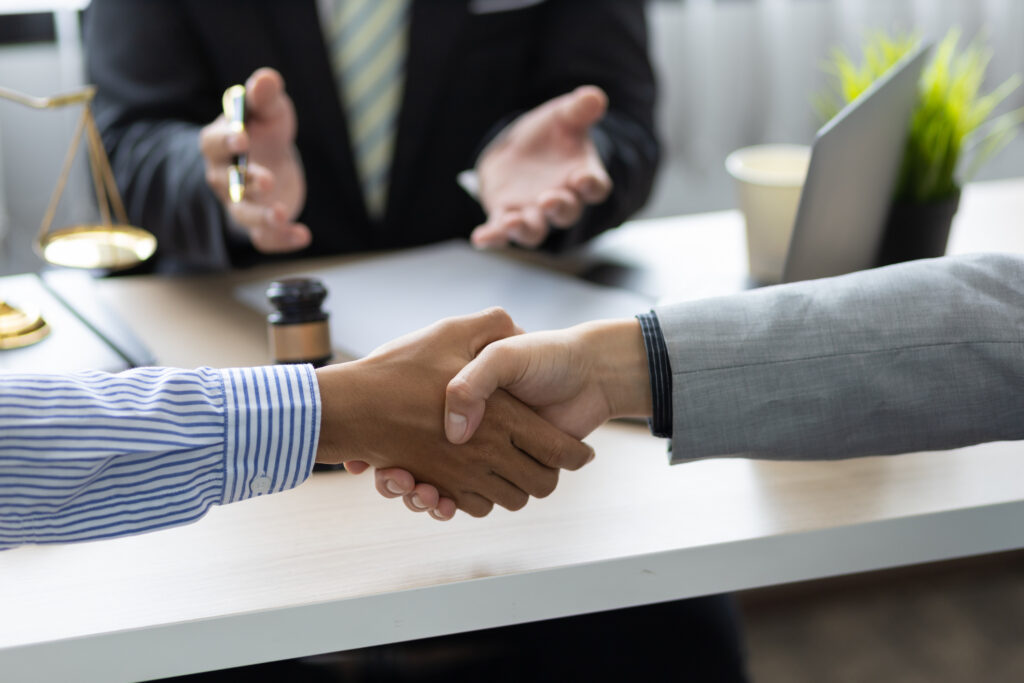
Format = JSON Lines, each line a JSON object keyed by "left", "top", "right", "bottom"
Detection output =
{"left": 446, "top": 412, "right": 468, "bottom": 442}
{"left": 429, "top": 509, "right": 449, "bottom": 521}
{"left": 385, "top": 480, "right": 404, "bottom": 495}
{"left": 227, "top": 133, "right": 244, "bottom": 151}
{"left": 410, "top": 494, "right": 427, "bottom": 511}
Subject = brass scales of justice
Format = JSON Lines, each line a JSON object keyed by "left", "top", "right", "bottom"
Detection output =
{"left": 0, "top": 84, "right": 157, "bottom": 350}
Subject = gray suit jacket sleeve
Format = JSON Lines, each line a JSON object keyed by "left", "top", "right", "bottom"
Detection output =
{"left": 652, "top": 253, "right": 1024, "bottom": 464}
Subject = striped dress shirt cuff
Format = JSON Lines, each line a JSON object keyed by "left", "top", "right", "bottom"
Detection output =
{"left": 636, "top": 312, "right": 673, "bottom": 438}
{"left": 0, "top": 365, "right": 320, "bottom": 549}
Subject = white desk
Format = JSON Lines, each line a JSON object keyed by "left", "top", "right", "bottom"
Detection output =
{"left": 1, "top": 179, "right": 1022, "bottom": 682}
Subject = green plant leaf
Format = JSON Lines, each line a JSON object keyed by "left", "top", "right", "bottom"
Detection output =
{"left": 815, "top": 27, "right": 1022, "bottom": 202}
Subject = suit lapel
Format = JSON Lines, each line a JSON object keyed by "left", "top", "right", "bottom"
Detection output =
{"left": 385, "top": 0, "right": 469, "bottom": 226}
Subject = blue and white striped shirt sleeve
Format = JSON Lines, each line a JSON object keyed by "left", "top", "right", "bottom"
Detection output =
{"left": 0, "top": 364, "right": 320, "bottom": 550}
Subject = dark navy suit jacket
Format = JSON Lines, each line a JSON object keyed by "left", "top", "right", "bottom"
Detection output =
{"left": 84, "top": 0, "right": 659, "bottom": 271}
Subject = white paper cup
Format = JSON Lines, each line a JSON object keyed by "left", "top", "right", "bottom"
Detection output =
{"left": 725, "top": 144, "right": 811, "bottom": 284}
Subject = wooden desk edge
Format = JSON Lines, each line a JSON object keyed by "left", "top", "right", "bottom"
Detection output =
{"left": 6, "top": 497, "right": 1024, "bottom": 682}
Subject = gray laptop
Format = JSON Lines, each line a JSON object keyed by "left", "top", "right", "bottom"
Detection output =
{"left": 782, "top": 43, "right": 931, "bottom": 283}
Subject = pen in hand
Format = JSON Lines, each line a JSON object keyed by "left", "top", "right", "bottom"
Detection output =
{"left": 222, "top": 84, "right": 247, "bottom": 203}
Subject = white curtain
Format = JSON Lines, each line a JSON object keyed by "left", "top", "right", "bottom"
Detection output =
{"left": 643, "top": 0, "right": 1024, "bottom": 218}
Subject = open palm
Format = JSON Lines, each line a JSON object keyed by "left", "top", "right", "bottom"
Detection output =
{"left": 472, "top": 86, "right": 613, "bottom": 248}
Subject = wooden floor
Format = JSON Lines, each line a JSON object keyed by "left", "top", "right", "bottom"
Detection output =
{"left": 739, "top": 551, "right": 1024, "bottom": 682}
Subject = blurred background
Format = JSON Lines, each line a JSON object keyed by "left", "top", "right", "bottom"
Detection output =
{"left": 643, "top": 0, "right": 1024, "bottom": 219}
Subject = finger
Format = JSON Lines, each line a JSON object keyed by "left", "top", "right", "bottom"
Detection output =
{"left": 199, "top": 118, "right": 248, "bottom": 164}
{"left": 343, "top": 460, "right": 369, "bottom": 475}
{"left": 205, "top": 161, "right": 230, "bottom": 203}
{"left": 422, "top": 307, "right": 517, "bottom": 361}
{"left": 492, "top": 430, "right": 560, "bottom": 499}
{"left": 569, "top": 164, "right": 613, "bottom": 205}
{"left": 430, "top": 498, "right": 457, "bottom": 521}
{"left": 445, "top": 341, "right": 523, "bottom": 444}
{"left": 507, "top": 205, "right": 547, "bottom": 248}
{"left": 442, "top": 306, "right": 519, "bottom": 355}
{"left": 470, "top": 210, "right": 522, "bottom": 249}
{"left": 511, "top": 405, "right": 595, "bottom": 472}
{"left": 238, "top": 164, "right": 275, "bottom": 201}
{"left": 205, "top": 162, "right": 273, "bottom": 204}
{"left": 229, "top": 201, "right": 311, "bottom": 252}
{"left": 245, "top": 67, "right": 289, "bottom": 121}
{"left": 558, "top": 85, "right": 608, "bottom": 130}
{"left": 403, "top": 483, "right": 440, "bottom": 513}
{"left": 457, "top": 492, "right": 494, "bottom": 518}
{"left": 538, "top": 188, "right": 584, "bottom": 228}
{"left": 225, "top": 198, "right": 274, "bottom": 232}
{"left": 375, "top": 468, "right": 416, "bottom": 498}
{"left": 479, "top": 473, "right": 530, "bottom": 512}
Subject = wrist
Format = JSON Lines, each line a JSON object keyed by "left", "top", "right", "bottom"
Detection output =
{"left": 579, "top": 318, "right": 652, "bottom": 419}
{"left": 313, "top": 361, "right": 372, "bottom": 466}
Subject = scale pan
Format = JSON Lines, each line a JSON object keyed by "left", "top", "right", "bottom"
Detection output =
{"left": 37, "top": 224, "right": 157, "bottom": 270}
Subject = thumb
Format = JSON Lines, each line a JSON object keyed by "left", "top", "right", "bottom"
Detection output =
{"left": 558, "top": 85, "right": 608, "bottom": 131}
{"left": 445, "top": 342, "right": 525, "bottom": 444}
{"left": 342, "top": 460, "right": 370, "bottom": 475}
{"left": 245, "top": 67, "right": 288, "bottom": 118}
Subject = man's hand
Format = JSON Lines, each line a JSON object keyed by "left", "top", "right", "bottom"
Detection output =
{"left": 314, "top": 309, "right": 594, "bottom": 518}
{"left": 199, "top": 67, "right": 310, "bottom": 253}
{"left": 445, "top": 319, "right": 653, "bottom": 444}
{"left": 377, "top": 319, "right": 652, "bottom": 520}
{"left": 471, "top": 86, "right": 614, "bottom": 249}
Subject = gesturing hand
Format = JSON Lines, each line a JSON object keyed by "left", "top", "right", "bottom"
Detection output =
{"left": 315, "top": 309, "right": 594, "bottom": 518}
{"left": 198, "top": 67, "right": 310, "bottom": 253}
{"left": 471, "top": 86, "right": 614, "bottom": 249}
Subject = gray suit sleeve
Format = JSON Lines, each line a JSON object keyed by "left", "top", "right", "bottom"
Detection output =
{"left": 652, "top": 253, "right": 1024, "bottom": 463}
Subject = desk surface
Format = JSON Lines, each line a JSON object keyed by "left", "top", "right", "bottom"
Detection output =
{"left": 2, "top": 179, "right": 1023, "bottom": 682}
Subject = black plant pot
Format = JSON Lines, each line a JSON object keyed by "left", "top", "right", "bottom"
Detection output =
{"left": 875, "top": 189, "right": 961, "bottom": 267}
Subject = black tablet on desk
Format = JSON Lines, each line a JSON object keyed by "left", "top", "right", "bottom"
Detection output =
{"left": 0, "top": 270, "right": 154, "bottom": 372}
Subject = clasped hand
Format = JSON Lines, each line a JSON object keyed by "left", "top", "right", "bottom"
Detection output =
{"left": 334, "top": 313, "right": 653, "bottom": 521}
{"left": 315, "top": 308, "right": 598, "bottom": 519}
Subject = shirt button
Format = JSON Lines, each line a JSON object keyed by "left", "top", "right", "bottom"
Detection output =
{"left": 250, "top": 475, "right": 271, "bottom": 495}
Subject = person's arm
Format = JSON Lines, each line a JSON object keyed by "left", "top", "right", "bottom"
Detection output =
{"left": 323, "top": 308, "right": 594, "bottom": 517}
{"left": 531, "top": 0, "right": 658, "bottom": 249}
{"left": 1, "top": 309, "right": 593, "bottom": 547}
{"left": 379, "top": 254, "right": 1024, "bottom": 517}
{"left": 85, "top": 1, "right": 309, "bottom": 269}
{"left": 469, "top": 0, "right": 658, "bottom": 250}
{"left": 441, "top": 252, "right": 1024, "bottom": 458}
{"left": 0, "top": 365, "right": 319, "bottom": 549}
{"left": 654, "top": 252, "right": 1024, "bottom": 461}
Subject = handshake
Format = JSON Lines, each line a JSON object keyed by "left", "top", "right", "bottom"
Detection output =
{"left": 314, "top": 308, "right": 652, "bottom": 521}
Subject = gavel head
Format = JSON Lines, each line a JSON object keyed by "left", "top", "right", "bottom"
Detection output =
{"left": 266, "top": 277, "right": 332, "bottom": 367}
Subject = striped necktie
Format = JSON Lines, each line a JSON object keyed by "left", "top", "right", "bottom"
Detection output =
{"left": 331, "top": 0, "right": 412, "bottom": 220}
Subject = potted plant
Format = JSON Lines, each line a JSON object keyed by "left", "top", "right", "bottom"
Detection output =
{"left": 815, "top": 30, "right": 1023, "bottom": 265}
